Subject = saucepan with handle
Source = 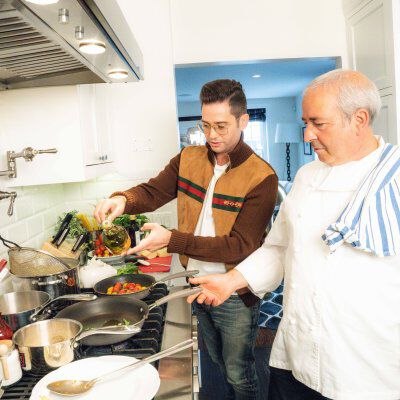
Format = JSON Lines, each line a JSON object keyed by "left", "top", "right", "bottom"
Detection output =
{"left": 0, "top": 291, "right": 96, "bottom": 331}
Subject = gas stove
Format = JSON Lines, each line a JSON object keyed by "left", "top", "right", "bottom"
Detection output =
{"left": 2, "top": 285, "right": 169, "bottom": 399}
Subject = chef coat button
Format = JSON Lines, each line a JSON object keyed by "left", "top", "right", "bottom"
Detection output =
{"left": 290, "top": 283, "right": 297, "bottom": 289}
{"left": 313, "top": 290, "right": 318, "bottom": 297}
{"left": 289, "top": 318, "right": 296, "bottom": 325}
{"left": 293, "top": 247, "right": 300, "bottom": 253}
{"left": 297, "top": 212, "right": 302, "bottom": 218}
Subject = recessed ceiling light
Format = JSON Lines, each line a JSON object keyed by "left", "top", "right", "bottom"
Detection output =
{"left": 25, "top": 0, "right": 59, "bottom": 4}
{"left": 108, "top": 70, "right": 129, "bottom": 79}
{"left": 79, "top": 40, "right": 106, "bottom": 55}
{"left": 252, "top": 74, "right": 261, "bottom": 78}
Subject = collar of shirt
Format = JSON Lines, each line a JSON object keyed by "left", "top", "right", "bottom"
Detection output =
{"left": 206, "top": 133, "right": 254, "bottom": 169}
{"left": 313, "top": 136, "right": 386, "bottom": 192}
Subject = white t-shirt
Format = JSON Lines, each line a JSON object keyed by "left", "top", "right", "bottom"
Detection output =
{"left": 187, "top": 162, "right": 228, "bottom": 276}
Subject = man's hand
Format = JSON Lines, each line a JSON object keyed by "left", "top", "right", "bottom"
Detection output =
{"left": 126, "top": 223, "right": 172, "bottom": 255}
{"left": 94, "top": 196, "right": 127, "bottom": 224}
{"left": 187, "top": 269, "right": 249, "bottom": 307}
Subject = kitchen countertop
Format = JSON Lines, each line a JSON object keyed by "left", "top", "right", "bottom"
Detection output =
{"left": 145, "top": 254, "right": 189, "bottom": 286}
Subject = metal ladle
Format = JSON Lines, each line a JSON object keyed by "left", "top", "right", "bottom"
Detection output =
{"left": 47, "top": 339, "right": 194, "bottom": 396}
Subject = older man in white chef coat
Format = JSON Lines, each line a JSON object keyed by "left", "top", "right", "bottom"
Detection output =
{"left": 188, "top": 69, "right": 400, "bottom": 400}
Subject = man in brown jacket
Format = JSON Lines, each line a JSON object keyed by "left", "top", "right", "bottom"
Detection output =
{"left": 95, "top": 79, "right": 277, "bottom": 399}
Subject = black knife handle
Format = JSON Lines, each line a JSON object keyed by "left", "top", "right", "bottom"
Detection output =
{"left": 55, "top": 227, "right": 70, "bottom": 248}
{"left": 72, "top": 232, "right": 89, "bottom": 253}
{"left": 52, "top": 213, "right": 73, "bottom": 244}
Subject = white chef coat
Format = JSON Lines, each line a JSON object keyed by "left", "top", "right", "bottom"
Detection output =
{"left": 236, "top": 137, "right": 400, "bottom": 400}
{"left": 187, "top": 162, "right": 228, "bottom": 276}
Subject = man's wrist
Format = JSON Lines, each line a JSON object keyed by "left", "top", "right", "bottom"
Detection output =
{"left": 226, "top": 269, "right": 248, "bottom": 292}
{"left": 112, "top": 195, "right": 127, "bottom": 205}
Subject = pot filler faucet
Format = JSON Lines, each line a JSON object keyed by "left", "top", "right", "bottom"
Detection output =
{"left": 0, "top": 147, "right": 58, "bottom": 179}
{"left": 0, "top": 147, "right": 57, "bottom": 216}
{"left": 0, "top": 191, "right": 16, "bottom": 216}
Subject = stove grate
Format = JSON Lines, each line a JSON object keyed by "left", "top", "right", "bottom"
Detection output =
{"left": 3, "top": 284, "right": 169, "bottom": 399}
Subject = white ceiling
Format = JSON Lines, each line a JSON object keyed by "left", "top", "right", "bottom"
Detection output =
{"left": 175, "top": 57, "right": 338, "bottom": 103}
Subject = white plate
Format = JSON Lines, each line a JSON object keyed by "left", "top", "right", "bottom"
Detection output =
{"left": 30, "top": 355, "right": 160, "bottom": 400}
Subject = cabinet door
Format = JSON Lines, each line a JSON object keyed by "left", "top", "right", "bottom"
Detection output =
{"left": 78, "top": 84, "right": 113, "bottom": 166}
{"left": 93, "top": 84, "right": 114, "bottom": 164}
{"left": 373, "top": 93, "right": 397, "bottom": 144}
{"left": 79, "top": 85, "right": 102, "bottom": 166}
{"left": 347, "top": 0, "right": 394, "bottom": 90}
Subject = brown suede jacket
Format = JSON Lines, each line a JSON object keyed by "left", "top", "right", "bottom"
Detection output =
{"left": 112, "top": 137, "right": 278, "bottom": 305}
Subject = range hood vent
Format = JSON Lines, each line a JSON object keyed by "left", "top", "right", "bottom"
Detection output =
{"left": 0, "top": 0, "right": 143, "bottom": 90}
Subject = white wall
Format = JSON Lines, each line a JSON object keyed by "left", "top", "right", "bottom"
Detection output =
{"left": 0, "top": 0, "right": 348, "bottom": 260}
{"left": 0, "top": 185, "right": 65, "bottom": 261}
{"left": 171, "top": 0, "right": 348, "bottom": 66}
{"left": 0, "top": 0, "right": 179, "bottom": 261}
{"left": 109, "top": 0, "right": 179, "bottom": 179}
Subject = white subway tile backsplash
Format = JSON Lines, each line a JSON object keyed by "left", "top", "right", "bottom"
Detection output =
{"left": 7, "top": 222, "right": 28, "bottom": 244}
{"left": 43, "top": 208, "right": 56, "bottom": 230}
{"left": 64, "top": 200, "right": 96, "bottom": 215}
{"left": 0, "top": 205, "right": 16, "bottom": 228}
{"left": 22, "top": 238, "right": 37, "bottom": 249}
{"left": 0, "top": 228, "right": 8, "bottom": 254}
{"left": 27, "top": 214, "right": 44, "bottom": 238}
{"left": 80, "top": 183, "right": 105, "bottom": 200}
{"left": 32, "top": 193, "right": 50, "bottom": 214}
{"left": 63, "top": 184, "right": 82, "bottom": 201}
{"left": 13, "top": 197, "right": 34, "bottom": 220}
{"left": 44, "top": 227, "right": 55, "bottom": 242}
{"left": 1, "top": 171, "right": 178, "bottom": 254}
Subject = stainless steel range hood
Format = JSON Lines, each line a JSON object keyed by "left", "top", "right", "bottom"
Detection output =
{"left": 0, "top": 0, "right": 143, "bottom": 90}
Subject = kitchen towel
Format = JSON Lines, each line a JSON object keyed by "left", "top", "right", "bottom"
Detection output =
{"left": 322, "top": 143, "right": 400, "bottom": 257}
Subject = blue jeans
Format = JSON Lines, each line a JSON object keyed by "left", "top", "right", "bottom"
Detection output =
{"left": 193, "top": 296, "right": 261, "bottom": 400}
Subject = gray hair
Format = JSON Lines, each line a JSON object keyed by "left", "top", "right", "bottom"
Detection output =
{"left": 305, "top": 69, "right": 381, "bottom": 124}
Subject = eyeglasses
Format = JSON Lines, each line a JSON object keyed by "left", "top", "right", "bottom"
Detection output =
{"left": 197, "top": 122, "right": 230, "bottom": 136}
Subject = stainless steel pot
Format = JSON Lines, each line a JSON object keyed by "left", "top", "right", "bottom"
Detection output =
{"left": 13, "top": 318, "right": 139, "bottom": 374}
{"left": 13, "top": 319, "right": 82, "bottom": 374}
{"left": 13, "top": 265, "right": 80, "bottom": 299}
{"left": 0, "top": 291, "right": 96, "bottom": 331}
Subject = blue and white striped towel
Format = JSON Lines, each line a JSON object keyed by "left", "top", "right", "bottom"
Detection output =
{"left": 322, "top": 143, "right": 400, "bottom": 257}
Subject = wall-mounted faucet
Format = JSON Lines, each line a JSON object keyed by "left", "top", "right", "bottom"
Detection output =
{"left": 0, "top": 191, "right": 17, "bottom": 216}
{"left": 0, "top": 147, "right": 58, "bottom": 179}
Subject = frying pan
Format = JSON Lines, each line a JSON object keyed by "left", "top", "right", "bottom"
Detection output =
{"left": 55, "top": 287, "right": 201, "bottom": 346}
{"left": 93, "top": 270, "right": 199, "bottom": 300}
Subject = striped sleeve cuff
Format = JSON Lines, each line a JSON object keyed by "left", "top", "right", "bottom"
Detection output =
{"left": 110, "top": 191, "right": 135, "bottom": 212}
{"left": 167, "top": 229, "right": 188, "bottom": 255}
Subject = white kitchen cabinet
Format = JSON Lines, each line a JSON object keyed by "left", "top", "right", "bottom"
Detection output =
{"left": 79, "top": 84, "right": 114, "bottom": 166}
{"left": 343, "top": 0, "right": 399, "bottom": 143}
{"left": 0, "top": 84, "right": 115, "bottom": 187}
